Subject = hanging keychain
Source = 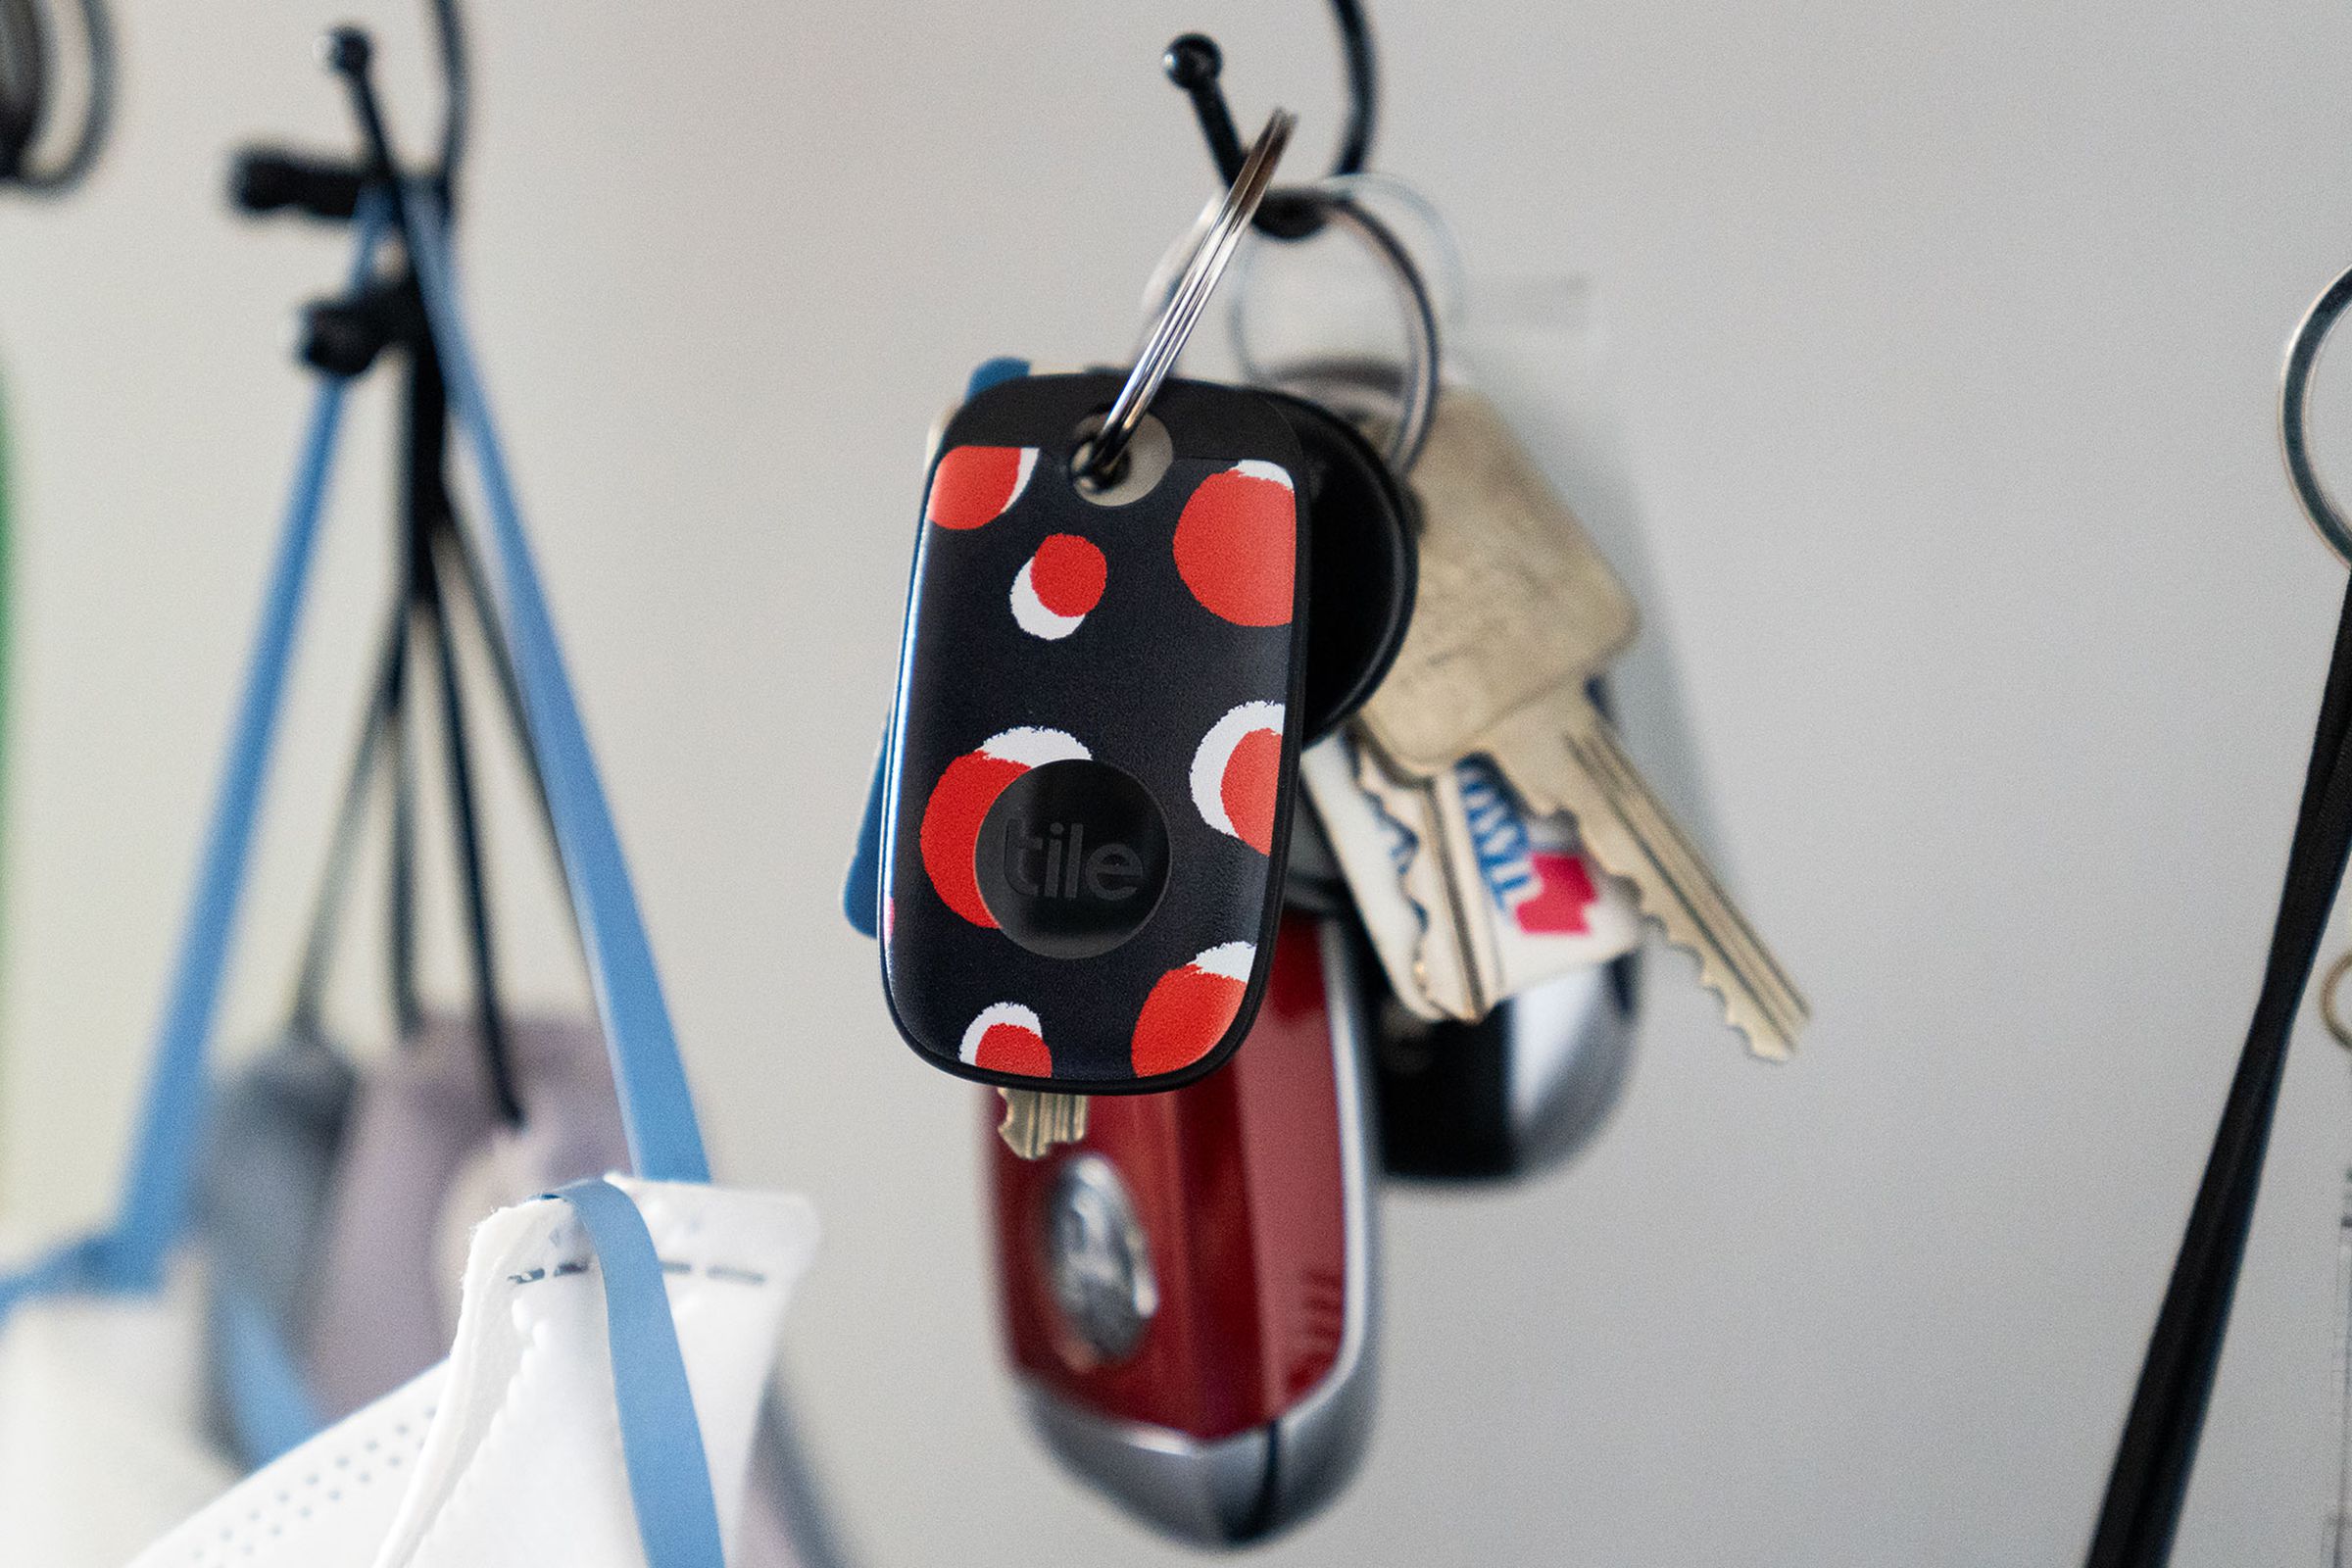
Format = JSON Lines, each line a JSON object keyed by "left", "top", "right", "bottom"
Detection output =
{"left": 1168, "top": 40, "right": 1671, "bottom": 1178}
{"left": 872, "top": 101, "right": 1433, "bottom": 1169}
{"left": 952, "top": 17, "right": 1426, "bottom": 1545}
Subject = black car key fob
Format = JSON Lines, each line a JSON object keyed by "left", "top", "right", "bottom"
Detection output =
{"left": 1373, "top": 949, "right": 1641, "bottom": 1181}
{"left": 879, "top": 371, "right": 1312, "bottom": 1091}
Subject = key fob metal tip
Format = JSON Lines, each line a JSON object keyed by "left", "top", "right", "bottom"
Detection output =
{"left": 880, "top": 372, "right": 1313, "bottom": 1092}
{"left": 988, "top": 915, "right": 1378, "bottom": 1545}
{"left": 1373, "top": 945, "right": 1642, "bottom": 1181}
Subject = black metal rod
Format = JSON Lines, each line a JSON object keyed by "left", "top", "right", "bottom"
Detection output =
{"left": 405, "top": 322, "right": 520, "bottom": 1125}
{"left": 2085, "top": 574, "right": 2352, "bottom": 1566}
{"left": 285, "top": 599, "right": 408, "bottom": 1037}
{"left": 1161, "top": 0, "right": 1378, "bottom": 240}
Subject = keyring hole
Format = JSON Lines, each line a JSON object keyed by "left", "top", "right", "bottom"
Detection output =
{"left": 1070, "top": 414, "right": 1174, "bottom": 507}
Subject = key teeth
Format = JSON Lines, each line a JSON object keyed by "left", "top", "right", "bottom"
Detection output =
{"left": 1617, "top": 883, "right": 1805, "bottom": 1062}
{"left": 1352, "top": 741, "right": 1461, "bottom": 1022}
{"left": 1543, "top": 714, "right": 1807, "bottom": 1062}
{"left": 1693, "top": 939, "right": 1804, "bottom": 1062}
{"left": 997, "top": 1088, "right": 1091, "bottom": 1160}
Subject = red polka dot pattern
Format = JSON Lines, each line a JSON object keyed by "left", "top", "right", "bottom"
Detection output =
{"left": 1131, "top": 954, "right": 1250, "bottom": 1076}
{"left": 1219, "top": 727, "right": 1283, "bottom": 856}
{"left": 1029, "top": 533, "right": 1106, "bottom": 617}
{"left": 918, "top": 752, "right": 1027, "bottom": 927}
{"left": 927, "top": 446, "right": 1035, "bottom": 531}
{"left": 1172, "top": 463, "right": 1297, "bottom": 626}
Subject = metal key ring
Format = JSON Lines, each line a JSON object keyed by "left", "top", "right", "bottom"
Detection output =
{"left": 1076, "top": 109, "right": 1295, "bottom": 484}
{"left": 1227, "top": 172, "right": 1465, "bottom": 406}
{"left": 1221, "top": 184, "right": 1442, "bottom": 473}
{"left": 2, "top": 0, "right": 113, "bottom": 194}
{"left": 2281, "top": 262, "right": 2352, "bottom": 569}
{"left": 2323, "top": 948, "right": 2352, "bottom": 1053}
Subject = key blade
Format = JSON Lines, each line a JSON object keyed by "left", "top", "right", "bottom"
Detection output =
{"left": 1351, "top": 739, "right": 1482, "bottom": 1021}
{"left": 1423, "top": 760, "right": 1505, "bottom": 1020}
{"left": 1359, "top": 388, "right": 1638, "bottom": 774}
{"left": 998, "top": 1088, "right": 1091, "bottom": 1159}
{"left": 1496, "top": 703, "right": 1807, "bottom": 1059}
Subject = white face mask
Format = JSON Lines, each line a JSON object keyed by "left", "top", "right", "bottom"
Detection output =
{"left": 129, "top": 1177, "right": 819, "bottom": 1568}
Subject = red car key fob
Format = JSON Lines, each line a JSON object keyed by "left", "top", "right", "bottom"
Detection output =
{"left": 986, "top": 911, "right": 1377, "bottom": 1545}
{"left": 880, "top": 371, "right": 1313, "bottom": 1091}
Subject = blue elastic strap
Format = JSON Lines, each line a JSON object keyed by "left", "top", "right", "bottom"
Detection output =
{"left": 554, "top": 1177, "right": 725, "bottom": 1568}
{"left": 840, "top": 731, "right": 888, "bottom": 938}
{"left": 220, "top": 1286, "right": 331, "bottom": 1462}
{"left": 962, "top": 357, "right": 1032, "bottom": 398}
{"left": 0, "top": 1234, "right": 107, "bottom": 1320}
{"left": 840, "top": 356, "right": 1031, "bottom": 939}
{"left": 405, "top": 192, "right": 710, "bottom": 1187}
{"left": 0, "top": 206, "right": 386, "bottom": 1313}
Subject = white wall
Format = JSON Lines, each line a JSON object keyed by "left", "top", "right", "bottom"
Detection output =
{"left": 2, "top": 2, "right": 2347, "bottom": 1562}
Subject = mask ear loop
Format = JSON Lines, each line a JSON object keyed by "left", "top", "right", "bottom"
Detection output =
{"left": 2283, "top": 263, "right": 2352, "bottom": 570}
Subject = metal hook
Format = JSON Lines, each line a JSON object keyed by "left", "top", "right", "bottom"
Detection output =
{"left": 0, "top": 0, "right": 114, "bottom": 195}
{"left": 2282, "top": 262, "right": 2352, "bottom": 570}
{"left": 1074, "top": 110, "right": 1296, "bottom": 485}
{"left": 1163, "top": 0, "right": 1376, "bottom": 242}
{"left": 229, "top": 0, "right": 467, "bottom": 222}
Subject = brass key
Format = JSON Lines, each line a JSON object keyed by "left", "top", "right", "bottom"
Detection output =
{"left": 998, "top": 1088, "right": 1090, "bottom": 1159}
{"left": 1357, "top": 387, "right": 1806, "bottom": 1059}
{"left": 1468, "top": 696, "right": 1803, "bottom": 1058}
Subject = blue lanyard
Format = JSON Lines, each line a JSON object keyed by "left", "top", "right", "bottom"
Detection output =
{"left": 80, "top": 203, "right": 387, "bottom": 1298}
{"left": 0, "top": 189, "right": 728, "bottom": 1568}
{"left": 407, "top": 191, "right": 709, "bottom": 1187}
{"left": 413, "top": 194, "right": 722, "bottom": 1565}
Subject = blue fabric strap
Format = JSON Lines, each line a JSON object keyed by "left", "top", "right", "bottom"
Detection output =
{"left": 554, "top": 1178, "right": 725, "bottom": 1568}
{"left": 219, "top": 1286, "right": 331, "bottom": 1462}
{"left": 406, "top": 193, "right": 709, "bottom": 1186}
{"left": 0, "top": 207, "right": 388, "bottom": 1310}
{"left": 0, "top": 1233, "right": 107, "bottom": 1319}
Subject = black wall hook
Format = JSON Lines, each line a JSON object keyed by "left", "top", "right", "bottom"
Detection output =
{"left": 234, "top": 9, "right": 526, "bottom": 1128}
{"left": 1163, "top": 0, "right": 1376, "bottom": 240}
{"left": 229, "top": 0, "right": 466, "bottom": 226}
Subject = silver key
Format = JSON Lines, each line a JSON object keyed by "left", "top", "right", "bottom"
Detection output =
{"left": 998, "top": 1088, "right": 1090, "bottom": 1159}
{"left": 1358, "top": 389, "right": 1806, "bottom": 1059}
{"left": 1348, "top": 741, "right": 1482, "bottom": 1020}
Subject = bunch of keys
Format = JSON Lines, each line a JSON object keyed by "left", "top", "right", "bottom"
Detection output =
{"left": 846, "top": 107, "right": 1431, "bottom": 1151}
{"left": 843, "top": 110, "right": 1400, "bottom": 1544}
{"left": 1310, "top": 382, "right": 1808, "bottom": 1061}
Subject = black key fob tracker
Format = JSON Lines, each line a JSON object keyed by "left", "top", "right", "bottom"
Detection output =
{"left": 879, "top": 371, "right": 1311, "bottom": 1091}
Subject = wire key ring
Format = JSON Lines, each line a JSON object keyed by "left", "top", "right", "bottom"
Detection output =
{"left": 1222, "top": 181, "right": 1442, "bottom": 473}
{"left": 1076, "top": 109, "right": 1295, "bottom": 485}
{"left": 2282, "top": 262, "right": 2352, "bottom": 569}
{"left": 2323, "top": 948, "right": 2352, "bottom": 1052}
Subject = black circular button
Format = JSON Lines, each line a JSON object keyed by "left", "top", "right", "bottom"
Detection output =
{"left": 975, "top": 759, "right": 1171, "bottom": 958}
